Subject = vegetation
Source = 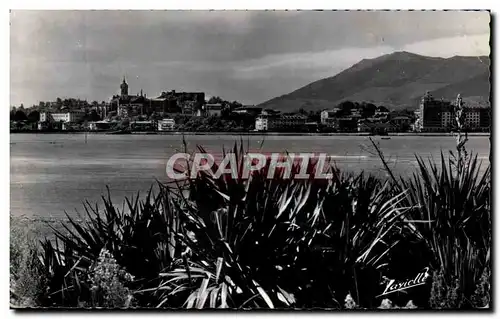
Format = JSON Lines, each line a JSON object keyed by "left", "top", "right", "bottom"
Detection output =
{"left": 10, "top": 136, "right": 490, "bottom": 310}
{"left": 10, "top": 98, "right": 491, "bottom": 310}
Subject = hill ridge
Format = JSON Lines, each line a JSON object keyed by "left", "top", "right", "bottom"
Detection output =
{"left": 259, "top": 51, "right": 490, "bottom": 111}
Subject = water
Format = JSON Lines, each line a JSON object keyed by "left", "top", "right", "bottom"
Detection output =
{"left": 10, "top": 133, "right": 490, "bottom": 219}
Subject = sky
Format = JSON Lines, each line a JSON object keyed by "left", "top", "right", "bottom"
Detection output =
{"left": 10, "top": 10, "right": 490, "bottom": 107}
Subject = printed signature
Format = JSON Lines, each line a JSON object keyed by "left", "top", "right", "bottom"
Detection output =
{"left": 377, "top": 267, "right": 431, "bottom": 297}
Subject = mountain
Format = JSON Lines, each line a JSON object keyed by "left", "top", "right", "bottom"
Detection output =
{"left": 259, "top": 51, "right": 490, "bottom": 111}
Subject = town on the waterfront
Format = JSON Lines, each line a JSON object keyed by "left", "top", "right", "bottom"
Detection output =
{"left": 10, "top": 76, "right": 491, "bottom": 135}
{"left": 9, "top": 10, "right": 491, "bottom": 311}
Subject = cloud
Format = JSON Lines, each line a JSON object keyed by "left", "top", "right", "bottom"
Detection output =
{"left": 401, "top": 33, "right": 490, "bottom": 57}
{"left": 9, "top": 10, "right": 492, "bottom": 106}
{"left": 230, "top": 46, "right": 394, "bottom": 79}
{"left": 228, "top": 33, "right": 490, "bottom": 81}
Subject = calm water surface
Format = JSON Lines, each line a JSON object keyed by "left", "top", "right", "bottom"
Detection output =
{"left": 10, "top": 134, "right": 490, "bottom": 218}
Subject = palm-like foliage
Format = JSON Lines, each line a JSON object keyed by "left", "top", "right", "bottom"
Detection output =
{"left": 143, "top": 142, "right": 413, "bottom": 309}
{"left": 370, "top": 134, "right": 491, "bottom": 308}
{"left": 400, "top": 152, "right": 491, "bottom": 308}
{"left": 39, "top": 186, "right": 187, "bottom": 307}
{"left": 35, "top": 137, "right": 491, "bottom": 310}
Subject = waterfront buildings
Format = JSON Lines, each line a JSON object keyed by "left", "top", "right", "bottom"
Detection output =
{"left": 39, "top": 110, "right": 86, "bottom": 123}
{"left": 390, "top": 116, "right": 412, "bottom": 131}
{"left": 320, "top": 109, "right": 340, "bottom": 127}
{"left": 415, "top": 92, "right": 490, "bottom": 132}
{"left": 375, "top": 106, "right": 390, "bottom": 117}
{"left": 38, "top": 110, "right": 86, "bottom": 129}
{"left": 88, "top": 120, "right": 117, "bottom": 131}
{"left": 158, "top": 118, "right": 176, "bottom": 131}
{"left": 232, "top": 106, "right": 263, "bottom": 117}
{"left": 130, "top": 120, "right": 155, "bottom": 131}
{"left": 155, "top": 90, "right": 205, "bottom": 115}
{"left": 255, "top": 112, "right": 307, "bottom": 131}
{"left": 358, "top": 120, "right": 397, "bottom": 133}
{"left": 203, "top": 104, "right": 223, "bottom": 117}
{"left": 109, "top": 78, "right": 204, "bottom": 116}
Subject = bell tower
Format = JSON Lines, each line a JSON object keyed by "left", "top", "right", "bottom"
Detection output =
{"left": 120, "top": 76, "right": 129, "bottom": 97}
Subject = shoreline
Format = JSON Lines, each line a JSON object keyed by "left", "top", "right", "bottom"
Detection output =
{"left": 10, "top": 131, "right": 491, "bottom": 137}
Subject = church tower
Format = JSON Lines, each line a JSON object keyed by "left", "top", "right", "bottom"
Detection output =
{"left": 120, "top": 76, "right": 129, "bottom": 97}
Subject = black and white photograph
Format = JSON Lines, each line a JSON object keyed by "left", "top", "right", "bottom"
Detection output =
{"left": 9, "top": 9, "right": 492, "bottom": 310}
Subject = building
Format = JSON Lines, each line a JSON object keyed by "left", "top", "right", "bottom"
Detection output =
{"left": 88, "top": 120, "right": 115, "bottom": 131}
{"left": 204, "top": 104, "right": 223, "bottom": 117}
{"left": 415, "top": 92, "right": 454, "bottom": 132}
{"left": 358, "top": 121, "right": 397, "bottom": 133}
{"left": 375, "top": 106, "right": 390, "bottom": 117}
{"left": 415, "top": 92, "right": 491, "bottom": 132}
{"left": 337, "top": 117, "right": 358, "bottom": 132}
{"left": 390, "top": 116, "right": 412, "bottom": 131}
{"left": 37, "top": 121, "right": 50, "bottom": 130}
{"left": 130, "top": 120, "right": 155, "bottom": 131}
{"left": 320, "top": 109, "right": 340, "bottom": 127}
{"left": 463, "top": 107, "right": 481, "bottom": 129}
{"left": 111, "top": 78, "right": 154, "bottom": 116}
{"left": 109, "top": 78, "right": 203, "bottom": 116}
{"left": 158, "top": 118, "right": 175, "bottom": 131}
{"left": 232, "top": 106, "right": 263, "bottom": 117}
{"left": 40, "top": 110, "right": 86, "bottom": 123}
{"left": 479, "top": 107, "right": 491, "bottom": 130}
{"left": 154, "top": 90, "right": 204, "bottom": 115}
{"left": 255, "top": 115, "right": 270, "bottom": 131}
{"left": 255, "top": 113, "right": 307, "bottom": 131}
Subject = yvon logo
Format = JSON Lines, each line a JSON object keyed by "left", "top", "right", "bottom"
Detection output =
{"left": 377, "top": 267, "right": 431, "bottom": 297}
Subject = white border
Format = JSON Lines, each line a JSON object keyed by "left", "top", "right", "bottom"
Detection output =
{"left": 2, "top": 1, "right": 498, "bottom": 319}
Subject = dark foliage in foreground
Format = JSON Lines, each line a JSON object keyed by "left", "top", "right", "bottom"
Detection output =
{"left": 11, "top": 140, "right": 491, "bottom": 309}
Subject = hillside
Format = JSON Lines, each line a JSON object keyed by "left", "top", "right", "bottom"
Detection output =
{"left": 259, "top": 51, "right": 490, "bottom": 111}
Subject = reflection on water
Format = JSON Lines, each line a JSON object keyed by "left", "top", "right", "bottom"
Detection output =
{"left": 10, "top": 134, "right": 490, "bottom": 218}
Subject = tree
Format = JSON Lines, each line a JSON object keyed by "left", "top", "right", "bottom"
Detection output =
{"left": 361, "top": 103, "right": 377, "bottom": 118}
{"left": 89, "top": 110, "right": 101, "bottom": 122}
{"left": 377, "top": 105, "right": 390, "bottom": 113}
{"left": 229, "top": 101, "right": 242, "bottom": 110}
{"left": 207, "top": 96, "right": 224, "bottom": 104}
{"left": 338, "top": 100, "right": 355, "bottom": 111}
{"left": 13, "top": 110, "right": 28, "bottom": 122}
{"left": 298, "top": 108, "right": 307, "bottom": 115}
{"left": 27, "top": 110, "right": 40, "bottom": 123}
{"left": 56, "top": 98, "right": 63, "bottom": 109}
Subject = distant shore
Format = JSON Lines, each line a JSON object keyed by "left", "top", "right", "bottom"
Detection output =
{"left": 10, "top": 130, "right": 490, "bottom": 137}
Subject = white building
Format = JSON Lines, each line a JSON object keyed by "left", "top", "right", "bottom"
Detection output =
{"left": 158, "top": 118, "right": 175, "bottom": 131}
{"left": 320, "top": 109, "right": 340, "bottom": 127}
{"left": 255, "top": 114, "right": 307, "bottom": 131}
{"left": 441, "top": 111, "right": 453, "bottom": 128}
{"left": 464, "top": 108, "right": 480, "bottom": 128}
{"left": 40, "top": 111, "right": 85, "bottom": 123}
{"left": 255, "top": 116, "right": 269, "bottom": 131}
{"left": 88, "top": 120, "right": 114, "bottom": 131}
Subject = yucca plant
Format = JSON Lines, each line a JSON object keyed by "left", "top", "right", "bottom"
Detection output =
{"left": 35, "top": 135, "right": 487, "bottom": 310}
{"left": 369, "top": 95, "right": 492, "bottom": 309}
{"left": 146, "top": 141, "right": 415, "bottom": 309}
{"left": 401, "top": 153, "right": 491, "bottom": 309}
{"left": 39, "top": 186, "right": 188, "bottom": 307}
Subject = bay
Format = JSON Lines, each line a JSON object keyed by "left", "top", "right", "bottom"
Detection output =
{"left": 10, "top": 133, "right": 490, "bottom": 219}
